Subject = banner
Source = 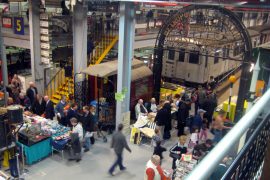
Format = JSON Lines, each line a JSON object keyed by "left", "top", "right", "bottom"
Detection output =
{"left": 14, "top": 17, "right": 24, "bottom": 35}
{"left": 2, "top": 17, "right": 12, "bottom": 28}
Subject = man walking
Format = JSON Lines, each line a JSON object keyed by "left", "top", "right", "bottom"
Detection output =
{"left": 109, "top": 124, "right": 131, "bottom": 176}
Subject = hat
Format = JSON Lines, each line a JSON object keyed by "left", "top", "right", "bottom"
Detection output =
{"left": 197, "top": 109, "right": 206, "bottom": 114}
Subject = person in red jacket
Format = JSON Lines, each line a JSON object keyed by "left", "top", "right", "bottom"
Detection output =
{"left": 145, "top": 155, "right": 170, "bottom": 180}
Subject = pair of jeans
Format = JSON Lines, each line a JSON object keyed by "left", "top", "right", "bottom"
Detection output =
{"left": 84, "top": 136, "right": 91, "bottom": 150}
{"left": 213, "top": 129, "right": 223, "bottom": 143}
{"left": 109, "top": 153, "right": 124, "bottom": 173}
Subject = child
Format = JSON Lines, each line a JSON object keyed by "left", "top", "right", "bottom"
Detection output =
{"left": 200, "top": 118, "right": 208, "bottom": 141}
{"left": 188, "top": 127, "right": 199, "bottom": 149}
{"left": 152, "top": 128, "right": 162, "bottom": 147}
{"left": 170, "top": 135, "right": 187, "bottom": 169}
{"left": 153, "top": 140, "right": 166, "bottom": 165}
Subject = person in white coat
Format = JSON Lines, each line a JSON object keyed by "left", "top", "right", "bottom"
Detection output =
{"left": 69, "top": 118, "right": 83, "bottom": 162}
{"left": 144, "top": 155, "right": 168, "bottom": 180}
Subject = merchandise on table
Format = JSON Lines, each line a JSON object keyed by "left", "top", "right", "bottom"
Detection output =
{"left": 133, "top": 114, "right": 149, "bottom": 128}
{"left": 173, "top": 156, "right": 197, "bottom": 179}
{"left": 19, "top": 115, "right": 70, "bottom": 146}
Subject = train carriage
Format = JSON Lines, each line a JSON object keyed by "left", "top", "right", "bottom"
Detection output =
{"left": 161, "top": 28, "right": 262, "bottom": 85}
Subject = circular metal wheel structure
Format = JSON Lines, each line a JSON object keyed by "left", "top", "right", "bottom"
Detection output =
{"left": 153, "top": 5, "right": 253, "bottom": 120}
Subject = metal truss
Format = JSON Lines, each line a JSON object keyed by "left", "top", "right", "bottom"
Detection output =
{"left": 153, "top": 5, "right": 253, "bottom": 121}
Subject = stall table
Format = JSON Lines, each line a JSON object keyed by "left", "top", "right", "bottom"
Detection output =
{"left": 17, "top": 138, "right": 52, "bottom": 165}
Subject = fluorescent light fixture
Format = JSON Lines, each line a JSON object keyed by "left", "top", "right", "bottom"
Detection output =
{"left": 237, "top": 1, "right": 247, "bottom": 5}
{"left": 250, "top": 63, "right": 254, "bottom": 72}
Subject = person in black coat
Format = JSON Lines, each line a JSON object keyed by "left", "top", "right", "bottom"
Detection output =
{"left": 202, "top": 91, "right": 218, "bottom": 126}
{"left": 31, "top": 94, "right": 45, "bottom": 116}
{"left": 82, "top": 106, "right": 95, "bottom": 152}
{"left": 44, "top": 96, "right": 55, "bottom": 120}
{"left": 66, "top": 103, "right": 78, "bottom": 127}
{"left": 26, "top": 82, "right": 38, "bottom": 105}
{"left": 177, "top": 95, "right": 191, "bottom": 136}
{"left": 154, "top": 103, "right": 169, "bottom": 140}
{"left": 163, "top": 103, "right": 172, "bottom": 140}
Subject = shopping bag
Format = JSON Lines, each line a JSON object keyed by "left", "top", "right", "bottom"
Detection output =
{"left": 85, "top": 131, "right": 93, "bottom": 138}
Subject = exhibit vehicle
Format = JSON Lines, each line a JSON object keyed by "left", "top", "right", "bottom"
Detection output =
{"left": 161, "top": 28, "right": 262, "bottom": 85}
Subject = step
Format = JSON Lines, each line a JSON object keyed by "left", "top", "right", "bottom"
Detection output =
{"left": 60, "top": 87, "right": 74, "bottom": 92}
{"left": 65, "top": 79, "right": 74, "bottom": 84}
{"left": 53, "top": 94, "right": 61, "bottom": 100}
{"left": 51, "top": 98, "right": 59, "bottom": 104}
{"left": 56, "top": 90, "right": 69, "bottom": 96}
{"left": 64, "top": 83, "right": 74, "bottom": 87}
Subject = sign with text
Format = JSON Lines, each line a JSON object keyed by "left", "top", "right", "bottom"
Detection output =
{"left": 2, "top": 17, "right": 12, "bottom": 28}
{"left": 14, "top": 17, "right": 24, "bottom": 35}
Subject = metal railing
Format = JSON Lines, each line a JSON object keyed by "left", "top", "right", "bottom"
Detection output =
{"left": 44, "top": 67, "right": 65, "bottom": 98}
{"left": 187, "top": 89, "right": 270, "bottom": 180}
{"left": 216, "top": 64, "right": 242, "bottom": 88}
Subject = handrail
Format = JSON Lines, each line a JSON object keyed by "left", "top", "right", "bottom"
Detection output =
{"left": 186, "top": 89, "right": 270, "bottom": 180}
{"left": 216, "top": 64, "right": 242, "bottom": 86}
{"left": 45, "top": 68, "right": 63, "bottom": 88}
{"left": 44, "top": 67, "right": 64, "bottom": 98}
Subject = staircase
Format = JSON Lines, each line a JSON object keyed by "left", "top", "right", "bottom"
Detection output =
{"left": 90, "top": 35, "right": 118, "bottom": 65}
{"left": 51, "top": 77, "right": 74, "bottom": 104}
{"left": 45, "top": 68, "right": 74, "bottom": 104}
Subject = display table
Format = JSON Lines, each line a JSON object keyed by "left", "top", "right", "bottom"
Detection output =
{"left": 173, "top": 158, "right": 197, "bottom": 179}
{"left": 17, "top": 138, "right": 52, "bottom": 165}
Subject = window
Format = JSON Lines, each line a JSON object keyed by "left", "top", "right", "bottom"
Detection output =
{"left": 205, "top": 52, "right": 208, "bottom": 68}
{"left": 233, "top": 43, "right": 241, "bottom": 56}
{"left": 178, "top": 48, "right": 185, "bottom": 62}
{"left": 135, "top": 79, "right": 148, "bottom": 98}
{"left": 214, "top": 52, "right": 219, "bottom": 64}
{"left": 254, "top": 40, "right": 257, "bottom": 48}
{"left": 222, "top": 48, "right": 226, "bottom": 60}
{"left": 263, "top": 13, "right": 268, "bottom": 24}
{"left": 189, "top": 51, "right": 199, "bottom": 64}
{"left": 250, "top": 13, "right": 258, "bottom": 19}
{"left": 226, "top": 47, "right": 230, "bottom": 57}
{"left": 168, "top": 47, "right": 175, "bottom": 60}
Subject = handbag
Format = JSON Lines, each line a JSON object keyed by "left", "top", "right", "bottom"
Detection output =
{"left": 90, "top": 136, "right": 95, "bottom": 145}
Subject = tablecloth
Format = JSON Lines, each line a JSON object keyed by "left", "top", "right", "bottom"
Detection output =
{"left": 17, "top": 138, "right": 52, "bottom": 165}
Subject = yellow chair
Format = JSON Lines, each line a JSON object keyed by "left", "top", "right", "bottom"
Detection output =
{"left": 130, "top": 127, "right": 141, "bottom": 144}
{"left": 2, "top": 150, "right": 9, "bottom": 167}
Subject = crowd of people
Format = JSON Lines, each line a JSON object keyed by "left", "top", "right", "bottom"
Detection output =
{"left": 134, "top": 77, "right": 234, "bottom": 179}
{"left": 0, "top": 75, "right": 97, "bottom": 163}
{"left": 0, "top": 75, "right": 233, "bottom": 178}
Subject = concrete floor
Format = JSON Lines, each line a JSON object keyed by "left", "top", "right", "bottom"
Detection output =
{"left": 23, "top": 130, "right": 179, "bottom": 180}
{"left": 22, "top": 81, "right": 232, "bottom": 180}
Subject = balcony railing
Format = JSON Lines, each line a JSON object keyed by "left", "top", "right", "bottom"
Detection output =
{"left": 187, "top": 89, "right": 270, "bottom": 180}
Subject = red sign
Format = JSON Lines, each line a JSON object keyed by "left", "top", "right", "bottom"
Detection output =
{"left": 2, "top": 17, "right": 12, "bottom": 28}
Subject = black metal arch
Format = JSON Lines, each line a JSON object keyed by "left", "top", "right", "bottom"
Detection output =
{"left": 153, "top": 5, "right": 253, "bottom": 120}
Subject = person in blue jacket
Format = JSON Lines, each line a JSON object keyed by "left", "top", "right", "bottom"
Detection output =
{"left": 191, "top": 109, "right": 206, "bottom": 131}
